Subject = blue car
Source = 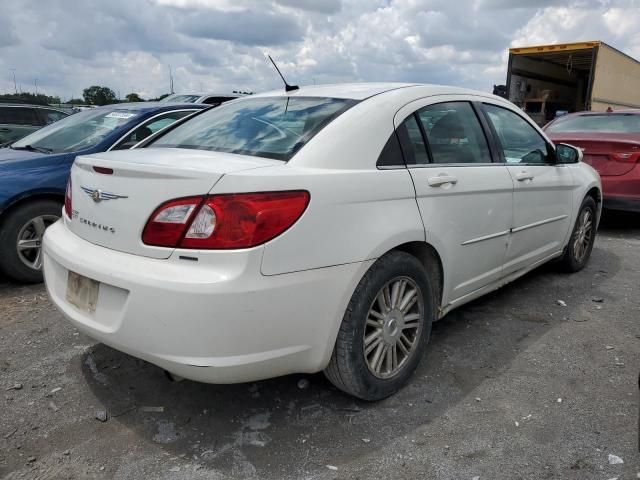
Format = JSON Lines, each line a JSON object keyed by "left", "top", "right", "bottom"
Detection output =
{"left": 0, "top": 102, "right": 207, "bottom": 282}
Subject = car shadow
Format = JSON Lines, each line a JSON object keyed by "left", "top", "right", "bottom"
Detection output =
{"left": 79, "top": 243, "right": 620, "bottom": 478}
{"left": 599, "top": 209, "right": 640, "bottom": 233}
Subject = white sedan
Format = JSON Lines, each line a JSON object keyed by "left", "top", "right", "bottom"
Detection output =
{"left": 43, "top": 83, "right": 601, "bottom": 400}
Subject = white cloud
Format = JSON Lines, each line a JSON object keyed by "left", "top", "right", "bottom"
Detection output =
{"left": 0, "top": 0, "right": 638, "bottom": 100}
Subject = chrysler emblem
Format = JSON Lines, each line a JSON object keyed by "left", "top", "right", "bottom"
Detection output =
{"left": 80, "top": 186, "right": 128, "bottom": 203}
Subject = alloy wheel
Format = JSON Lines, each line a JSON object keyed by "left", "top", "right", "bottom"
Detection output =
{"left": 573, "top": 208, "right": 593, "bottom": 263}
{"left": 16, "top": 214, "right": 58, "bottom": 271}
{"left": 363, "top": 277, "right": 424, "bottom": 379}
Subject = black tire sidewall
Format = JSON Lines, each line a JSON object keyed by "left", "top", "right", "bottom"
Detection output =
{"left": 340, "top": 252, "right": 434, "bottom": 400}
{"left": 0, "top": 200, "right": 62, "bottom": 283}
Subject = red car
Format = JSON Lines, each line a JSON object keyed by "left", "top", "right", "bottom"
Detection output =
{"left": 545, "top": 110, "right": 640, "bottom": 212}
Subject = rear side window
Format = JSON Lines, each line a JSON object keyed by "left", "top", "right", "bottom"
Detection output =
{"left": 150, "top": 96, "right": 357, "bottom": 161}
{"left": 417, "top": 102, "right": 492, "bottom": 164}
{"left": 483, "top": 104, "right": 551, "bottom": 164}
{"left": 376, "top": 131, "right": 405, "bottom": 167}
{"left": 0, "top": 107, "right": 10, "bottom": 123}
{"left": 399, "top": 115, "right": 430, "bottom": 165}
{"left": 0, "top": 107, "right": 40, "bottom": 126}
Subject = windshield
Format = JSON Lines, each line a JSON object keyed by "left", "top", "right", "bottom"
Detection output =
{"left": 546, "top": 113, "right": 640, "bottom": 133}
{"left": 11, "top": 108, "right": 142, "bottom": 153}
{"left": 150, "top": 96, "right": 357, "bottom": 161}
{"left": 160, "top": 95, "right": 200, "bottom": 103}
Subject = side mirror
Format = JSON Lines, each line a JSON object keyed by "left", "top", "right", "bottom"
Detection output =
{"left": 555, "top": 143, "right": 583, "bottom": 164}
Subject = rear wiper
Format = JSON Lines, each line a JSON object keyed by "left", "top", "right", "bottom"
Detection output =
{"left": 10, "top": 144, "right": 53, "bottom": 154}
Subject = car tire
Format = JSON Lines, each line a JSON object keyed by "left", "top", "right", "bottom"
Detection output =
{"left": 324, "top": 250, "right": 435, "bottom": 401}
{"left": 0, "top": 200, "right": 62, "bottom": 283}
{"left": 557, "top": 196, "right": 597, "bottom": 273}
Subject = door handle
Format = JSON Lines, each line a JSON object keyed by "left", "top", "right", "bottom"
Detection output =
{"left": 428, "top": 174, "right": 458, "bottom": 187}
{"left": 515, "top": 171, "right": 534, "bottom": 182}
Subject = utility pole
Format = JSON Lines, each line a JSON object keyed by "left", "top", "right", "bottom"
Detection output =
{"left": 34, "top": 78, "right": 38, "bottom": 96}
{"left": 10, "top": 68, "right": 17, "bottom": 94}
{"left": 169, "top": 65, "right": 174, "bottom": 94}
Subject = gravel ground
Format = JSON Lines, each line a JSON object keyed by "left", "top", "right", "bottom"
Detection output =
{"left": 1, "top": 212, "right": 639, "bottom": 480}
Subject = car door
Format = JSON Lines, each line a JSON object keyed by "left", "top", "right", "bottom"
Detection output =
{"left": 109, "top": 110, "right": 198, "bottom": 150}
{"left": 480, "top": 102, "right": 574, "bottom": 275}
{"left": 395, "top": 98, "right": 514, "bottom": 305}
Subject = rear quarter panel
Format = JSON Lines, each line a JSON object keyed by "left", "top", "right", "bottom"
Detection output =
{"left": 211, "top": 165, "right": 425, "bottom": 276}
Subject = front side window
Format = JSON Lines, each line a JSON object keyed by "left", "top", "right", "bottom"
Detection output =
{"left": 11, "top": 108, "right": 141, "bottom": 153}
{"left": 483, "top": 104, "right": 551, "bottom": 164}
{"left": 150, "top": 96, "right": 356, "bottom": 161}
{"left": 417, "top": 102, "right": 492, "bottom": 164}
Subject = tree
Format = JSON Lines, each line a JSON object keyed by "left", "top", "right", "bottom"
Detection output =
{"left": 0, "top": 92, "right": 61, "bottom": 105}
{"left": 125, "top": 93, "right": 143, "bottom": 102}
{"left": 82, "top": 86, "right": 116, "bottom": 106}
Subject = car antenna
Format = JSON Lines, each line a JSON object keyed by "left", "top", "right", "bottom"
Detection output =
{"left": 268, "top": 55, "right": 299, "bottom": 92}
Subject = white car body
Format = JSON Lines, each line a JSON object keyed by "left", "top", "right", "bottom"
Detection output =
{"left": 43, "top": 83, "right": 601, "bottom": 388}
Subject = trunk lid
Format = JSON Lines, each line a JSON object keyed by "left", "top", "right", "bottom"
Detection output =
{"left": 68, "top": 148, "right": 280, "bottom": 259}
{"left": 548, "top": 133, "right": 640, "bottom": 176}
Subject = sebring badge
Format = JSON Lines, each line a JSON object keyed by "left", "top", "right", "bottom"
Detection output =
{"left": 80, "top": 186, "right": 128, "bottom": 203}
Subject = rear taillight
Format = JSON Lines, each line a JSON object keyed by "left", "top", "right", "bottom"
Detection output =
{"left": 142, "top": 196, "right": 204, "bottom": 247}
{"left": 64, "top": 178, "right": 72, "bottom": 218}
{"left": 142, "top": 191, "right": 310, "bottom": 249}
{"left": 611, "top": 152, "right": 640, "bottom": 163}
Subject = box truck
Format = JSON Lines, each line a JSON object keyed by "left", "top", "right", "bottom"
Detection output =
{"left": 506, "top": 41, "right": 640, "bottom": 125}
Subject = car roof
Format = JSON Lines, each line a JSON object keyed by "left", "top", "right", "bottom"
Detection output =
{"left": 559, "top": 109, "right": 640, "bottom": 117}
{"left": 250, "top": 82, "right": 497, "bottom": 101}
{"left": 0, "top": 103, "right": 68, "bottom": 110}
{"left": 95, "top": 102, "right": 208, "bottom": 112}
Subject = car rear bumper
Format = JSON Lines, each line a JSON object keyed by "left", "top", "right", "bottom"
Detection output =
{"left": 602, "top": 196, "right": 640, "bottom": 213}
{"left": 43, "top": 220, "right": 370, "bottom": 384}
{"left": 601, "top": 164, "right": 640, "bottom": 212}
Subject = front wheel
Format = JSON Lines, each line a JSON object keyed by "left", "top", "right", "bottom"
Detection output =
{"left": 557, "top": 196, "right": 597, "bottom": 272}
{"left": 324, "top": 251, "right": 435, "bottom": 400}
{"left": 0, "top": 200, "right": 61, "bottom": 283}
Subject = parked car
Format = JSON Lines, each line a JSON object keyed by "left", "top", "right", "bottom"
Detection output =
{"left": 545, "top": 110, "right": 640, "bottom": 212}
{"left": 43, "top": 84, "right": 601, "bottom": 400}
{"left": 0, "top": 102, "right": 207, "bottom": 282}
{"left": 0, "top": 104, "right": 69, "bottom": 145}
{"left": 160, "top": 93, "right": 240, "bottom": 106}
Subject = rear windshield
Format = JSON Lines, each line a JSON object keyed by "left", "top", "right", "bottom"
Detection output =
{"left": 546, "top": 114, "right": 640, "bottom": 133}
{"left": 149, "top": 96, "right": 357, "bottom": 161}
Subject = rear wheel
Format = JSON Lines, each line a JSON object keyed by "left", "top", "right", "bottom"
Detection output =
{"left": 0, "top": 200, "right": 61, "bottom": 283}
{"left": 557, "top": 196, "right": 597, "bottom": 272}
{"left": 324, "top": 251, "right": 434, "bottom": 400}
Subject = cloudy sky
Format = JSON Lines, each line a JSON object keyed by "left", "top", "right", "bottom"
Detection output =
{"left": 1, "top": 0, "right": 638, "bottom": 100}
